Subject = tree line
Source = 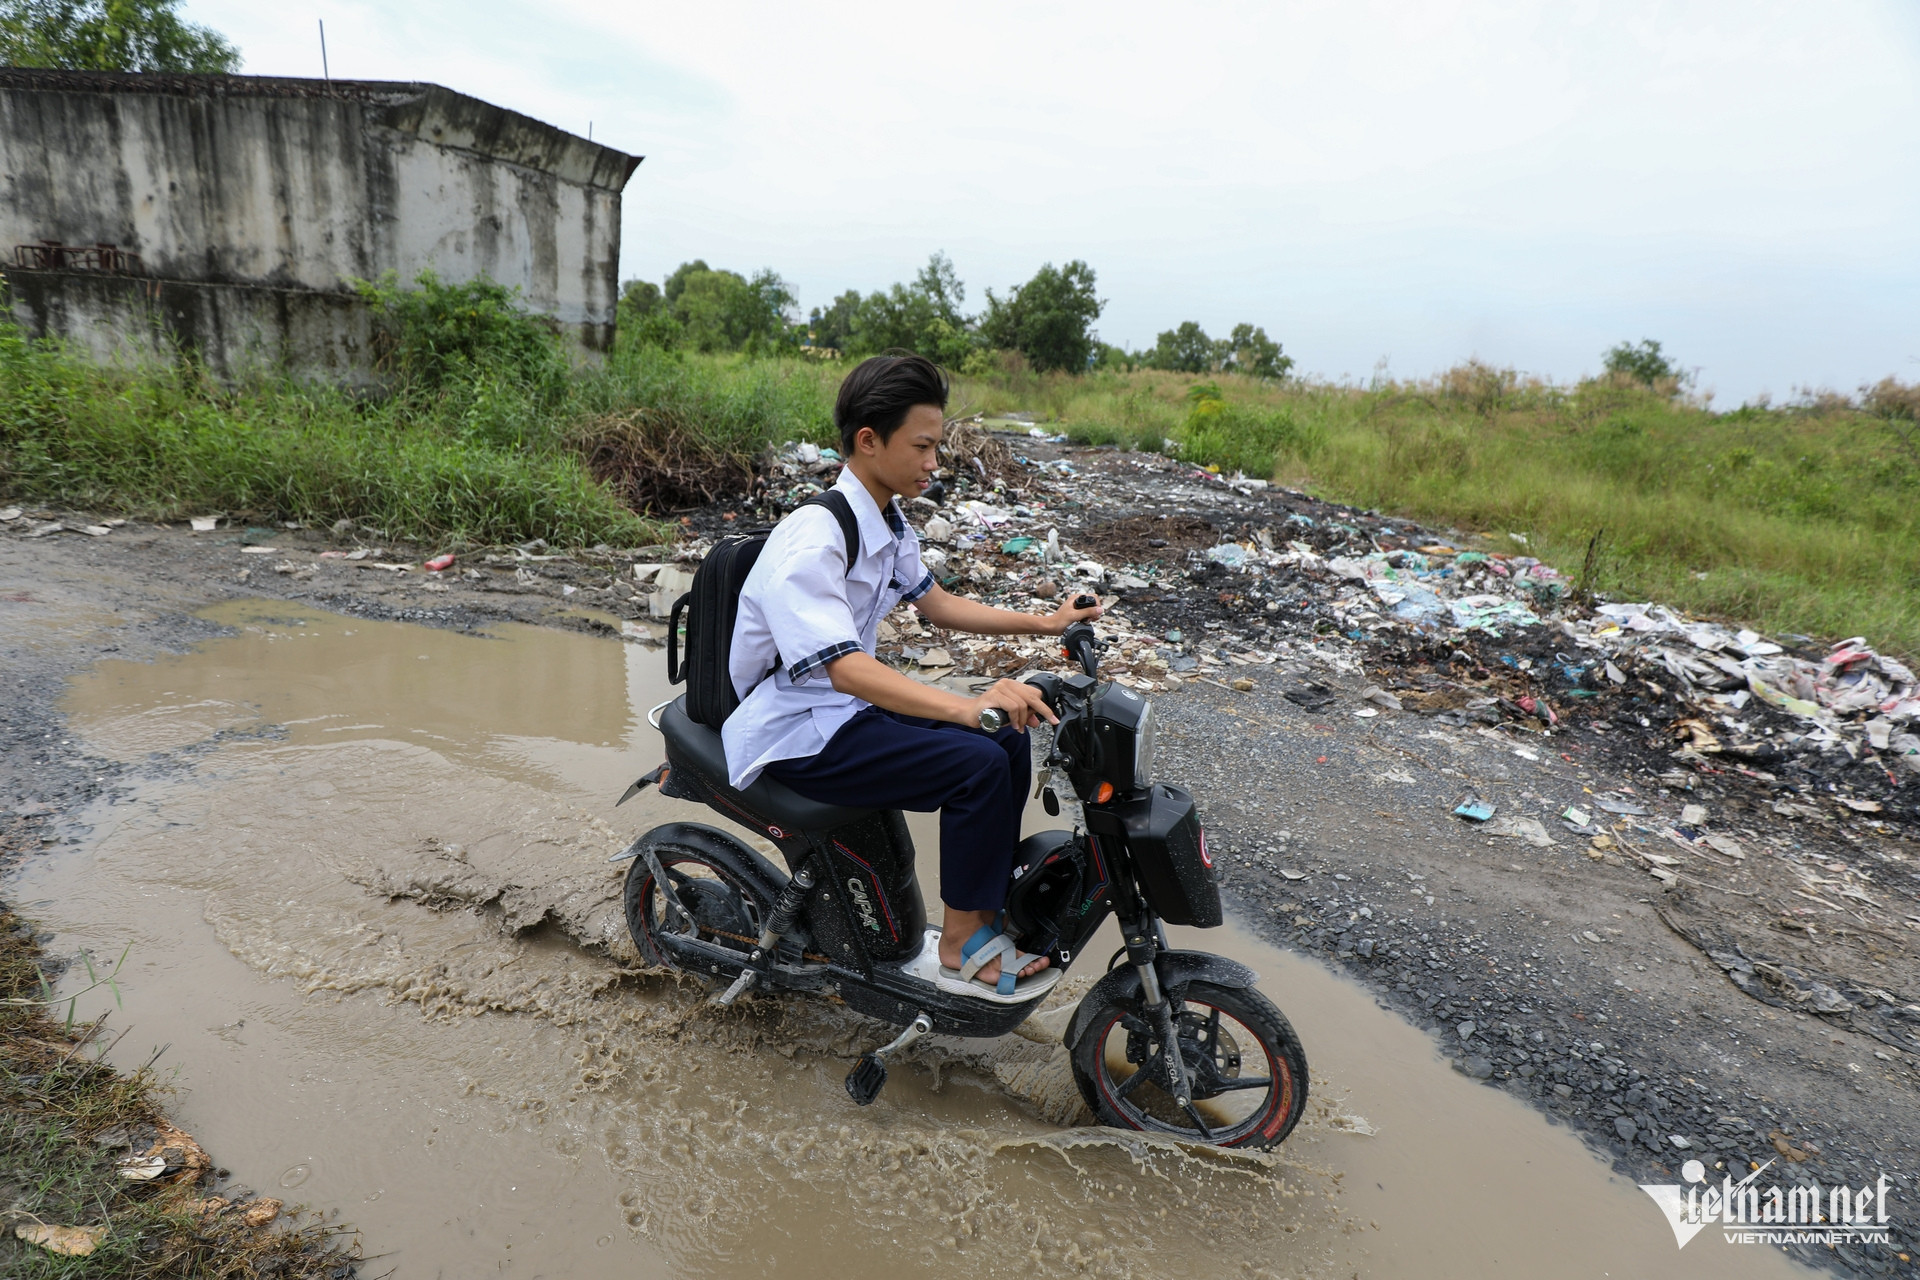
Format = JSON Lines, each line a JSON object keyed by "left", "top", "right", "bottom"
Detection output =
{"left": 618, "top": 253, "right": 1293, "bottom": 380}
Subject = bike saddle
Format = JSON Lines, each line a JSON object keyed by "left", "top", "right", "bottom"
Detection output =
{"left": 659, "top": 697, "right": 876, "bottom": 833}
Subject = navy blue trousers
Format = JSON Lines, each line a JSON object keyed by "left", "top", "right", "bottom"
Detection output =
{"left": 764, "top": 706, "right": 1030, "bottom": 912}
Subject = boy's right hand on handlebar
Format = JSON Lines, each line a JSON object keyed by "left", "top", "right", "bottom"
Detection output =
{"left": 968, "top": 678, "right": 1057, "bottom": 731}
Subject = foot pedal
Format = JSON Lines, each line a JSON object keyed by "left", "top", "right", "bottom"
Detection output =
{"left": 843, "top": 1011, "right": 932, "bottom": 1107}
{"left": 711, "top": 968, "right": 757, "bottom": 1007}
{"left": 844, "top": 1053, "right": 888, "bottom": 1106}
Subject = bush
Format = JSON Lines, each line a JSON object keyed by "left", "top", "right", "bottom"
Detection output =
{"left": 1602, "top": 338, "right": 1680, "bottom": 389}
{"left": 1170, "top": 381, "right": 1322, "bottom": 476}
{"left": 354, "top": 270, "right": 568, "bottom": 400}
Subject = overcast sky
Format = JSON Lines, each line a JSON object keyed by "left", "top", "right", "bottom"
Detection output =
{"left": 187, "top": 0, "right": 1918, "bottom": 403}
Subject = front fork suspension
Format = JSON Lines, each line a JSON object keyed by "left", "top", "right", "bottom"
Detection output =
{"left": 1122, "top": 917, "right": 1210, "bottom": 1137}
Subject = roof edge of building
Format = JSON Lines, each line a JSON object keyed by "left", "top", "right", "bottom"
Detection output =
{"left": 0, "top": 68, "right": 641, "bottom": 190}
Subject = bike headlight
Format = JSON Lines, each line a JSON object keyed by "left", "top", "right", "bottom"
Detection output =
{"left": 1132, "top": 701, "right": 1155, "bottom": 789}
{"left": 1088, "top": 683, "right": 1155, "bottom": 793}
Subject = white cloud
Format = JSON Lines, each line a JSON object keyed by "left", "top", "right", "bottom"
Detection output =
{"left": 187, "top": 0, "right": 1920, "bottom": 398}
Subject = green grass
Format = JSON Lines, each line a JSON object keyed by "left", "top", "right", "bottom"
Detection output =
{"left": 0, "top": 323, "right": 654, "bottom": 547}
{"left": 953, "top": 363, "right": 1920, "bottom": 658}
{"left": 0, "top": 316, "right": 844, "bottom": 548}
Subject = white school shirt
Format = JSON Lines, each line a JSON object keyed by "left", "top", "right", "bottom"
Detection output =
{"left": 720, "top": 467, "right": 935, "bottom": 790}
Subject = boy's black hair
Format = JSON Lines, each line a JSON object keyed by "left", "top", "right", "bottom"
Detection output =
{"left": 834, "top": 353, "right": 949, "bottom": 456}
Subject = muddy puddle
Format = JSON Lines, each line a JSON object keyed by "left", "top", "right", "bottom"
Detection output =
{"left": 11, "top": 601, "right": 1810, "bottom": 1278}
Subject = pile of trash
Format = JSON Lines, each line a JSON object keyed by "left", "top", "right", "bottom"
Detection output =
{"left": 660, "top": 428, "right": 1916, "bottom": 820}
{"left": 1586, "top": 605, "right": 1919, "bottom": 773}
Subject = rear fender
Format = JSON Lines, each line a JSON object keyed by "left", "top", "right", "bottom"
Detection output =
{"left": 1063, "top": 950, "right": 1261, "bottom": 1055}
{"left": 609, "top": 822, "right": 786, "bottom": 905}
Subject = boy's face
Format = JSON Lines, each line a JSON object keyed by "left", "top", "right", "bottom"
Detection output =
{"left": 855, "top": 405, "right": 944, "bottom": 500}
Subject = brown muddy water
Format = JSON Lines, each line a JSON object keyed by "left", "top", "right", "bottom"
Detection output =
{"left": 12, "top": 601, "right": 1809, "bottom": 1279}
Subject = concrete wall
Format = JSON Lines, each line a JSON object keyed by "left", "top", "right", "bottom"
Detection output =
{"left": 0, "top": 71, "right": 640, "bottom": 380}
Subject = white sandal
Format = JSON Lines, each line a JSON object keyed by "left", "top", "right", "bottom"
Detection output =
{"left": 936, "top": 926, "right": 1060, "bottom": 1004}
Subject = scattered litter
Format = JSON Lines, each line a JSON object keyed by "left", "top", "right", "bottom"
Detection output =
{"left": 1703, "top": 834, "right": 1746, "bottom": 860}
{"left": 424, "top": 553, "right": 456, "bottom": 572}
{"left": 919, "top": 648, "right": 954, "bottom": 669}
{"left": 1360, "top": 686, "right": 1403, "bottom": 711}
{"left": 1562, "top": 805, "right": 1591, "bottom": 827}
{"left": 958, "top": 500, "right": 1011, "bottom": 527}
{"left": 239, "top": 545, "right": 278, "bottom": 555}
{"left": 189, "top": 516, "right": 219, "bottom": 532}
{"left": 1354, "top": 706, "right": 1379, "bottom": 718}
{"left": 117, "top": 1153, "right": 167, "bottom": 1181}
{"left": 1454, "top": 798, "right": 1496, "bottom": 822}
{"left": 1680, "top": 804, "right": 1708, "bottom": 826}
{"left": 14, "top": 1223, "right": 106, "bottom": 1256}
{"left": 1206, "top": 544, "right": 1251, "bottom": 570}
{"left": 1594, "top": 794, "right": 1648, "bottom": 816}
{"left": 0, "top": 507, "right": 20, "bottom": 521}
{"left": 1488, "top": 815, "right": 1556, "bottom": 847}
{"left": 1283, "top": 681, "right": 1337, "bottom": 710}
{"left": 80, "top": 524, "right": 111, "bottom": 536}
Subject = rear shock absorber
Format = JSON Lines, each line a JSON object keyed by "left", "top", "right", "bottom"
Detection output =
{"left": 713, "top": 861, "right": 816, "bottom": 1007}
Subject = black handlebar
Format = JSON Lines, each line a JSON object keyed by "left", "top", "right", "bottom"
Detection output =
{"left": 1061, "top": 620, "right": 1099, "bottom": 677}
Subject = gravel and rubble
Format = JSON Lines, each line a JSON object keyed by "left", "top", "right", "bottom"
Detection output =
{"left": 723, "top": 427, "right": 1920, "bottom": 1275}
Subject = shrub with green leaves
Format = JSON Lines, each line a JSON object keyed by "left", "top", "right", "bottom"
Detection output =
{"left": 354, "top": 269, "right": 569, "bottom": 400}
{"left": 1166, "top": 380, "right": 1321, "bottom": 476}
{"left": 1602, "top": 338, "right": 1682, "bottom": 389}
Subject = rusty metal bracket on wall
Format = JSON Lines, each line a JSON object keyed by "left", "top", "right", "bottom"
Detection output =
{"left": 12, "top": 241, "right": 145, "bottom": 274}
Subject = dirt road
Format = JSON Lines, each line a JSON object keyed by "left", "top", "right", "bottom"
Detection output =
{"left": 2, "top": 476, "right": 1914, "bottom": 1277}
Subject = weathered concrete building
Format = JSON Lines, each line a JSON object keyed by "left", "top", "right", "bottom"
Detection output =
{"left": 0, "top": 70, "right": 641, "bottom": 382}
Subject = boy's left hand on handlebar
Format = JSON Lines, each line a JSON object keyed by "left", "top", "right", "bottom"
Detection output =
{"left": 969, "top": 679, "right": 1058, "bottom": 731}
{"left": 1043, "top": 593, "right": 1104, "bottom": 634}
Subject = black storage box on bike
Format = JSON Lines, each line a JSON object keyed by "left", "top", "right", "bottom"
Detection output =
{"left": 1116, "top": 783, "right": 1220, "bottom": 928}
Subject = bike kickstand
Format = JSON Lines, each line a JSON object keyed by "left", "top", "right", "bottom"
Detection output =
{"left": 844, "top": 1012, "right": 933, "bottom": 1106}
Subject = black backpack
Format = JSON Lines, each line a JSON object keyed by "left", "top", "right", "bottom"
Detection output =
{"left": 666, "top": 490, "right": 859, "bottom": 729}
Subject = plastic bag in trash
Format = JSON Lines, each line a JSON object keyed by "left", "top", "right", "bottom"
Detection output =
{"left": 1449, "top": 595, "right": 1540, "bottom": 634}
{"left": 1369, "top": 580, "right": 1446, "bottom": 625}
{"left": 1206, "top": 544, "right": 1251, "bottom": 569}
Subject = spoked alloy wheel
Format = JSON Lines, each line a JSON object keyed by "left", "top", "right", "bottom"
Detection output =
{"left": 623, "top": 846, "right": 769, "bottom": 970}
{"left": 1071, "top": 979, "right": 1308, "bottom": 1149}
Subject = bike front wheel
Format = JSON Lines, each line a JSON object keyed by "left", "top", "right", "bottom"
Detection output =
{"left": 1070, "top": 978, "right": 1308, "bottom": 1149}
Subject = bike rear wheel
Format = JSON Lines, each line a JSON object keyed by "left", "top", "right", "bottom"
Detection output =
{"left": 623, "top": 842, "right": 771, "bottom": 970}
{"left": 1070, "top": 979, "right": 1308, "bottom": 1149}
